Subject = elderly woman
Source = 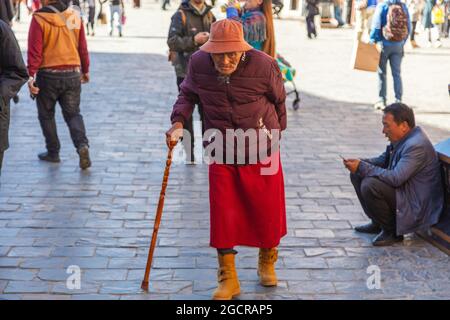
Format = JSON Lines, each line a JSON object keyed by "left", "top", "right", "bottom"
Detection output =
{"left": 166, "top": 19, "right": 287, "bottom": 300}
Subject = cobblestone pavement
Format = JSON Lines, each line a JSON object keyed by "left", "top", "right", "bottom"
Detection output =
{"left": 0, "top": 1, "right": 449, "bottom": 300}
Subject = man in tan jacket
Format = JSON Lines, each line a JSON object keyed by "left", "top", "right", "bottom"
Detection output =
{"left": 27, "top": 0, "right": 91, "bottom": 169}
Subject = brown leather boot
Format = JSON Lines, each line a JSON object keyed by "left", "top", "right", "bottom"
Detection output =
{"left": 258, "top": 248, "right": 278, "bottom": 287}
{"left": 212, "top": 253, "right": 240, "bottom": 300}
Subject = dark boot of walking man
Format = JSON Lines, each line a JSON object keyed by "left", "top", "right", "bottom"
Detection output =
{"left": 27, "top": 0, "right": 91, "bottom": 169}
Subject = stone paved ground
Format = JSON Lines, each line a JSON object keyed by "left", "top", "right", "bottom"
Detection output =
{"left": 0, "top": 1, "right": 449, "bottom": 300}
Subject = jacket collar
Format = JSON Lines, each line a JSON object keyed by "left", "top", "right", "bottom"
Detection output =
{"left": 37, "top": 1, "right": 68, "bottom": 13}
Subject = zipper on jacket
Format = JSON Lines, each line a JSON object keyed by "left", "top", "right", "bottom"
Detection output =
{"left": 224, "top": 75, "right": 234, "bottom": 126}
{"left": 388, "top": 146, "right": 394, "bottom": 169}
{"left": 224, "top": 76, "right": 231, "bottom": 99}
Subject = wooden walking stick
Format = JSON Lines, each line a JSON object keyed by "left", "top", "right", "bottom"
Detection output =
{"left": 141, "top": 140, "right": 177, "bottom": 291}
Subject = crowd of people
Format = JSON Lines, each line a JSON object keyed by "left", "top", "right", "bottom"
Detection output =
{"left": 301, "top": 0, "right": 449, "bottom": 46}
{"left": 357, "top": 0, "right": 449, "bottom": 47}
{"left": 0, "top": 0, "right": 447, "bottom": 300}
{"left": 0, "top": 0, "right": 132, "bottom": 36}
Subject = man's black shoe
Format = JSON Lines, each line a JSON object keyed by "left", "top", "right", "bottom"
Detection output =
{"left": 372, "top": 230, "right": 404, "bottom": 247}
{"left": 38, "top": 152, "right": 60, "bottom": 163}
{"left": 78, "top": 145, "right": 91, "bottom": 170}
{"left": 354, "top": 222, "right": 382, "bottom": 234}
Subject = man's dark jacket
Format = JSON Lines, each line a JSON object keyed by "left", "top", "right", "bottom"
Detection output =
{"left": 0, "top": 0, "right": 14, "bottom": 24}
{"left": 0, "top": 20, "right": 28, "bottom": 152}
{"left": 167, "top": 0, "right": 215, "bottom": 78}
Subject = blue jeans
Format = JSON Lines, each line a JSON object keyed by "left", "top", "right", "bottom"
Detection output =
{"left": 334, "top": 5, "right": 345, "bottom": 26}
{"left": 110, "top": 5, "right": 123, "bottom": 34}
{"left": 378, "top": 44, "right": 404, "bottom": 102}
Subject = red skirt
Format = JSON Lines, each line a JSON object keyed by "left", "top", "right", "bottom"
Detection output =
{"left": 209, "top": 152, "right": 287, "bottom": 249}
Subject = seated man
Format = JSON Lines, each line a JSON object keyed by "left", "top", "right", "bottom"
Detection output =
{"left": 343, "top": 103, "right": 444, "bottom": 246}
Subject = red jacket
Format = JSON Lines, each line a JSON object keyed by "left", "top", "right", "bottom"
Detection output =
{"left": 171, "top": 49, "right": 287, "bottom": 164}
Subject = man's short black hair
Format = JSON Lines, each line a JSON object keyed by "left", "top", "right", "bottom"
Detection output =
{"left": 383, "top": 103, "right": 415, "bottom": 128}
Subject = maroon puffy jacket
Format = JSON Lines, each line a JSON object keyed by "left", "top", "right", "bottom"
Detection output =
{"left": 170, "top": 49, "right": 287, "bottom": 164}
